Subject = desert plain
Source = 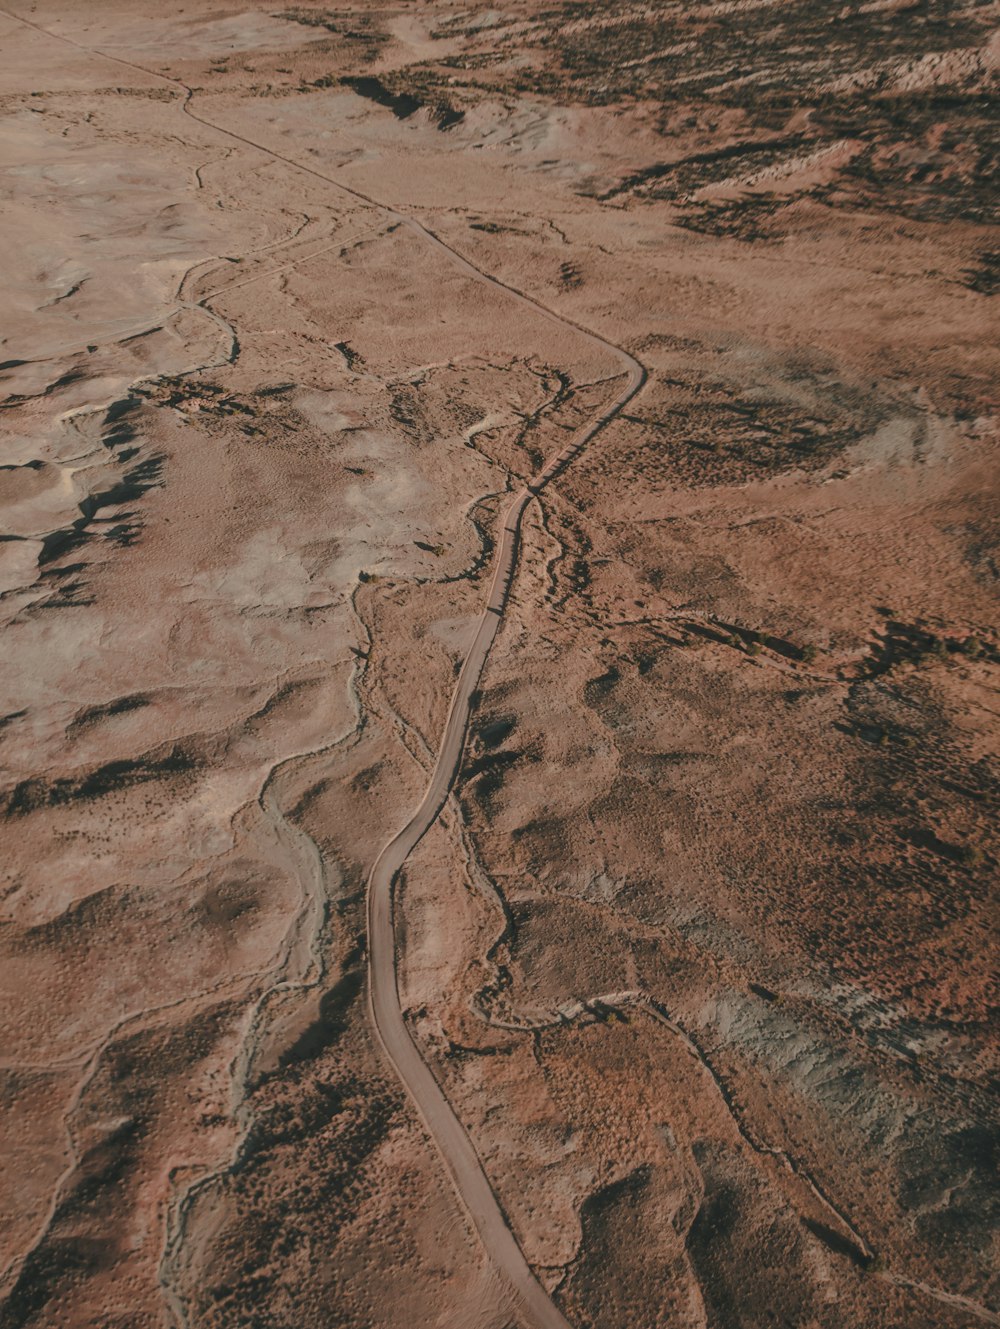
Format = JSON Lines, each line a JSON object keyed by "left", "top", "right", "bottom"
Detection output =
{"left": 0, "top": 2, "right": 998, "bottom": 1327}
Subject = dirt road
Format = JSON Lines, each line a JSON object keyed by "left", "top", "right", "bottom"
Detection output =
{"left": 365, "top": 355, "right": 643, "bottom": 1329}
{"left": 1, "top": 10, "right": 645, "bottom": 1324}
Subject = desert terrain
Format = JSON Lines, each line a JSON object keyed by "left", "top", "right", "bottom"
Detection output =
{"left": 0, "top": 2, "right": 997, "bottom": 1327}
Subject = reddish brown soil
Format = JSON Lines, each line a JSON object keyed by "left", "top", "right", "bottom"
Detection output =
{"left": 1, "top": 3, "right": 997, "bottom": 1328}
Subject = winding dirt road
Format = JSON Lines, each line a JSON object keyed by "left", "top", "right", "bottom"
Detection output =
{"left": 365, "top": 355, "right": 643, "bottom": 1329}
{"left": 2, "top": 10, "right": 645, "bottom": 1325}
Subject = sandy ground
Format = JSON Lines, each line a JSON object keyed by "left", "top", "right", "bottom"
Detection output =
{"left": 0, "top": 3, "right": 997, "bottom": 1328}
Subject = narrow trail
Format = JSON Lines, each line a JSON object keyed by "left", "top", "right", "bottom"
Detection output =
{"left": 2, "top": 11, "right": 644, "bottom": 1327}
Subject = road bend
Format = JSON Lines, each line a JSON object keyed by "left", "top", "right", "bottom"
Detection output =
{"left": 0, "top": 10, "right": 646, "bottom": 1324}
